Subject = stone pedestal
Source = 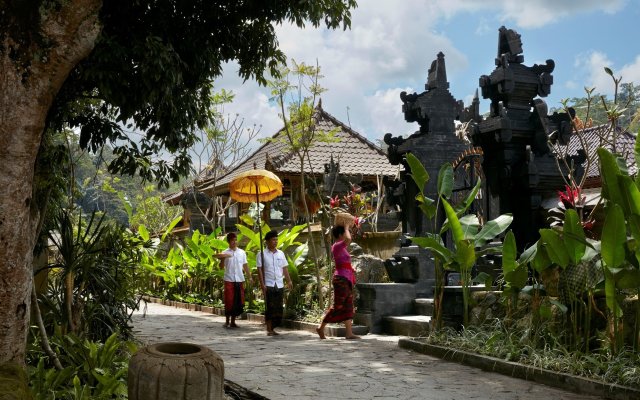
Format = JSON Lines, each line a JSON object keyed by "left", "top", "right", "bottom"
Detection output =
{"left": 355, "top": 246, "right": 437, "bottom": 333}
{"left": 383, "top": 245, "right": 435, "bottom": 297}
{"left": 355, "top": 283, "right": 416, "bottom": 333}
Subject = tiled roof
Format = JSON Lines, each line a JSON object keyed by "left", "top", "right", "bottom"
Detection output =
{"left": 561, "top": 124, "right": 637, "bottom": 182}
{"left": 162, "top": 191, "right": 183, "bottom": 206}
{"left": 198, "top": 104, "right": 400, "bottom": 194}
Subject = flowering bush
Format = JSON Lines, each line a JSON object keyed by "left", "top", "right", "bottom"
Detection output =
{"left": 555, "top": 184, "right": 594, "bottom": 233}
{"left": 327, "top": 183, "right": 374, "bottom": 237}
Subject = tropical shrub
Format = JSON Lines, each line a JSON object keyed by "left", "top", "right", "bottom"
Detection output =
{"left": 236, "top": 220, "right": 314, "bottom": 316}
{"left": 28, "top": 333, "right": 134, "bottom": 399}
{"left": 425, "top": 321, "right": 640, "bottom": 388}
{"left": 404, "top": 153, "right": 512, "bottom": 327}
{"left": 139, "top": 218, "right": 313, "bottom": 316}
{"left": 502, "top": 209, "right": 603, "bottom": 351}
{"left": 595, "top": 145, "right": 640, "bottom": 352}
{"left": 39, "top": 208, "right": 145, "bottom": 341}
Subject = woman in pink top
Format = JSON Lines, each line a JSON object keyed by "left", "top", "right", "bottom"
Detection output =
{"left": 316, "top": 222, "right": 360, "bottom": 340}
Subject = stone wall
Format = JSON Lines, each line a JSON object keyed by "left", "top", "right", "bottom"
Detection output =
{"left": 352, "top": 254, "right": 389, "bottom": 284}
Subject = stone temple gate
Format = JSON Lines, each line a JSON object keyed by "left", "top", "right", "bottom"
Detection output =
{"left": 355, "top": 26, "right": 576, "bottom": 333}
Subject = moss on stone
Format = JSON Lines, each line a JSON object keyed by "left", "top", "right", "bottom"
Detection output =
{"left": 0, "top": 362, "right": 32, "bottom": 400}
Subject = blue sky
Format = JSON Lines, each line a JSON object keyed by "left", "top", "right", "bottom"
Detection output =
{"left": 214, "top": 1, "right": 640, "bottom": 149}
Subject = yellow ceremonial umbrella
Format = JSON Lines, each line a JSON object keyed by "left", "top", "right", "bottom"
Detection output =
{"left": 229, "top": 167, "right": 283, "bottom": 281}
{"left": 229, "top": 169, "right": 283, "bottom": 204}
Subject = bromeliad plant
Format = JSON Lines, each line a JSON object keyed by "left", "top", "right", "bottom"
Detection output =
{"left": 404, "top": 153, "right": 513, "bottom": 327}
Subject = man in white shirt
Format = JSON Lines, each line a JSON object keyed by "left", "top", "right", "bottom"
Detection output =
{"left": 215, "top": 232, "right": 251, "bottom": 328}
{"left": 257, "top": 230, "right": 293, "bottom": 336}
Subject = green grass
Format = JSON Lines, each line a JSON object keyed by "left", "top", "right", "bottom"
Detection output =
{"left": 423, "top": 319, "right": 640, "bottom": 388}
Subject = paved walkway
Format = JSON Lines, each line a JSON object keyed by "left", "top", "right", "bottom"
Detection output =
{"left": 131, "top": 302, "right": 600, "bottom": 400}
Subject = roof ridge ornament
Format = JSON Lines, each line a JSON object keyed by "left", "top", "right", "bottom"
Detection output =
{"left": 426, "top": 51, "right": 448, "bottom": 90}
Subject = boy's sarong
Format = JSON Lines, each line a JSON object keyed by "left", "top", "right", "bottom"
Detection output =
{"left": 224, "top": 281, "right": 245, "bottom": 317}
{"left": 265, "top": 286, "right": 284, "bottom": 327}
{"left": 322, "top": 276, "right": 354, "bottom": 323}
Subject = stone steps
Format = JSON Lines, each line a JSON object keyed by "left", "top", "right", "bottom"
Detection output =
{"left": 413, "top": 298, "right": 434, "bottom": 316}
{"left": 382, "top": 315, "right": 432, "bottom": 337}
{"left": 378, "top": 298, "right": 434, "bottom": 337}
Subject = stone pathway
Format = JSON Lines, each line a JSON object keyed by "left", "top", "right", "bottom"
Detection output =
{"left": 132, "top": 302, "right": 600, "bottom": 400}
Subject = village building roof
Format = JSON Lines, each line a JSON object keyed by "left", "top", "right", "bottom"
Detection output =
{"left": 541, "top": 124, "right": 637, "bottom": 209}
{"left": 562, "top": 124, "right": 637, "bottom": 187}
{"left": 196, "top": 103, "right": 400, "bottom": 196}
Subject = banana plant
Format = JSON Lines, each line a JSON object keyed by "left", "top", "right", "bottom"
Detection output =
{"left": 284, "top": 242, "right": 312, "bottom": 316}
{"left": 596, "top": 144, "right": 640, "bottom": 352}
{"left": 182, "top": 230, "right": 227, "bottom": 293}
{"left": 235, "top": 220, "right": 307, "bottom": 270}
{"left": 500, "top": 231, "right": 529, "bottom": 305}
{"left": 405, "top": 153, "right": 511, "bottom": 326}
{"left": 412, "top": 201, "right": 512, "bottom": 325}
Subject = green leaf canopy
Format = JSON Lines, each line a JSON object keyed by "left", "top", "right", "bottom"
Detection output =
{"left": 45, "top": 0, "right": 358, "bottom": 187}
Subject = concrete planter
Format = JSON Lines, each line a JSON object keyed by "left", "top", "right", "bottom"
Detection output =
{"left": 355, "top": 230, "right": 401, "bottom": 260}
{"left": 128, "top": 342, "right": 224, "bottom": 400}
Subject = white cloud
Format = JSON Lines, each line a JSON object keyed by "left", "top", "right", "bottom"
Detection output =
{"left": 364, "top": 87, "right": 419, "bottom": 138}
{"left": 617, "top": 55, "right": 640, "bottom": 86}
{"left": 564, "top": 80, "right": 578, "bottom": 91}
{"left": 566, "top": 49, "right": 640, "bottom": 103}
{"left": 213, "top": 0, "right": 635, "bottom": 149}
{"left": 264, "top": 3, "right": 472, "bottom": 141}
{"left": 482, "top": 0, "right": 626, "bottom": 28}
{"left": 211, "top": 63, "right": 283, "bottom": 159}
{"left": 576, "top": 51, "right": 616, "bottom": 95}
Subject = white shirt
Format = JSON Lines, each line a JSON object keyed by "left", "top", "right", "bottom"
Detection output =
{"left": 256, "top": 248, "right": 288, "bottom": 288}
{"left": 222, "top": 247, "right": 248, "bottom": 282}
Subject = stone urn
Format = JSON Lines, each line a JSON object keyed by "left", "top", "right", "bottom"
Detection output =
{"left": 128, "top": 342, "right": 224, "bottom": 400}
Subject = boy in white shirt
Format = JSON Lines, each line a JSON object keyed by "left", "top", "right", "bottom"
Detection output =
{"left": 257, "top": 230, "right": 293, "bottom": 336}
{"left": 215, "top": 232, "right": 251, "bottom": 328}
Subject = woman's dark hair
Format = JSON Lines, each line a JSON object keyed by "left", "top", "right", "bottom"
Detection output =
{"left": 331, "top": 225, "right": 345, "bottom": 239}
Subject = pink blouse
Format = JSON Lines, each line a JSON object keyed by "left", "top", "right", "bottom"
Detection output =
{"left": 332, "top": 240, "right": 355, "bottom": 284}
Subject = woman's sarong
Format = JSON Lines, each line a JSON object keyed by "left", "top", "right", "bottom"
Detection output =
{"left": 224, "top": 281, "right": 245, "bottom": 317}
{"left": 322, "top": 276, "right": 354, "bottom": 323}
{"left": 265, "top": 286, "right": 284, "bottom": 327}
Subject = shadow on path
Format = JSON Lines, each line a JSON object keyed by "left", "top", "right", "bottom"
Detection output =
{"left": 132, "top": 302, "right": 600, "bottom": 400}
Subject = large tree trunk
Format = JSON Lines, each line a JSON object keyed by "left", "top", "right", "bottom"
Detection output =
{"left": 0, "top": 0, "right": 101, "bottom": 365}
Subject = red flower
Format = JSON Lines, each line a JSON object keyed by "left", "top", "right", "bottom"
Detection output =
{"left": 582, "top": 220, "right": 594, "bottom": 231}
{"left": 558, "top": 185, "right": 580, "bottom": 208}
{"left": 329, "top": 195, "right": 340, "bottom": 208}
